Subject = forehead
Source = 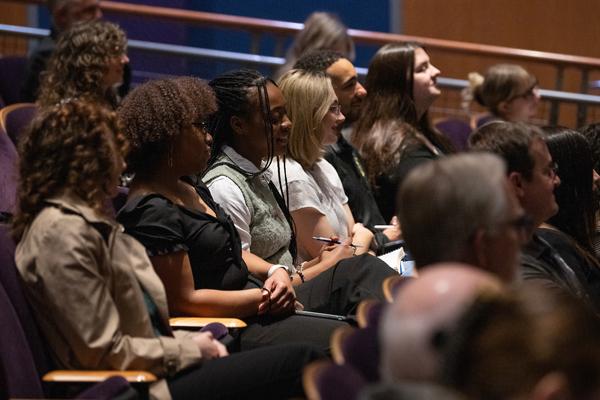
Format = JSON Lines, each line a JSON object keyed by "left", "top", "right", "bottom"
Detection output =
{"left": 326, "top": 58, "right": 356, "bottom": 84}
{"left": 248, "top": 81, "right": 285, "bottom": 112}
{"left": 413, "top": 47, "right": 429, "bottom": 66}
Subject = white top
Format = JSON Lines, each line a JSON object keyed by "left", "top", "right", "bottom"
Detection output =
{"left": 205, "top": 146, "right": 272, "bottom": 250}
{"left": 269, "top": 157, "right": 350, "bottom": 261}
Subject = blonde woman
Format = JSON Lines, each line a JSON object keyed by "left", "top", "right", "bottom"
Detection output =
{"left": 272, "top": 69, "right": 374, "bottom": 262}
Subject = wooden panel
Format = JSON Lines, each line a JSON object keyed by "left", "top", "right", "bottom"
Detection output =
{"left": 0, "top": 3, "right": 30, "bottom": 55}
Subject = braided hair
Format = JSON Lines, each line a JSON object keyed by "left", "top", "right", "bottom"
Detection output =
{"left": 208, "top": 69, "right": 297, "bottom": 263}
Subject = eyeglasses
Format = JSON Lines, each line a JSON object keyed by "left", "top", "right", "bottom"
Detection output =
{"left": 192, "top": 120, "right": 210, "bottom": 132}
{"left": 544, "top": 162, "right": 559, "bottom": 179}
{"left": 328, "top": 103, "right": 342, "bottom": 116}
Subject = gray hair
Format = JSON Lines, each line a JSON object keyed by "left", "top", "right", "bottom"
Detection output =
{"left": 397, "top": 153, "right": 508, "bottom": 268}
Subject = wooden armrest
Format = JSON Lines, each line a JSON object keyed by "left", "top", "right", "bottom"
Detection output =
{"left": 169, "top": 317, "right": 247, "bottom": 328}
{"left": 43, "top": 370, "right": 157, "bottom": 383}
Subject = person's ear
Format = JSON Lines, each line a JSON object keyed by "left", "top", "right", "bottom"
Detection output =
{"left": 508, "top": 172, "right": 525, "bottom": 199}
{"left": 230, "top": 115, "right": 246, "bottom": 136}
{"left": 497, "top": 100, "right": 511, "bottom": 118}
{"left": 529, "top": 372, "right": 570, "bottom": 400}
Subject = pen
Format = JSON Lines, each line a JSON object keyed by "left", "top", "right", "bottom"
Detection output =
{"left": 312, "top": 236, "right": 363, "bottom": 248}
{"left": 373, "top": 225, "right": 396, "bottom": 230}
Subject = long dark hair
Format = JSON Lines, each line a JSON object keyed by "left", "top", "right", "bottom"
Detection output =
{"left": 544, "top": 127, "right": 598, "bottom": 256}
{"left": 353, "top": 42, "right": 452, "bottom": 184}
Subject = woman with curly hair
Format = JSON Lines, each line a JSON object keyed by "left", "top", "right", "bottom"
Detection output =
{"left": 12, "top": 98, "right": 322, "bottom": 400}
{"left": 353, "top": 42, "right": 453, "bottom": 221}
{"left": 37, "top": 20, "right": 129, "bottom": 108}
{"left": 117, "top": 76, "right": 369, "bottom": 354}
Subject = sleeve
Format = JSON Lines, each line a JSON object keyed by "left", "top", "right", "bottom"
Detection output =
{"left": 206, "top": 176, "right": 252, "bottom": 250}
{"left": 118, "top": 197, "right": 189, "bottom": 257}
{"left": 286, "top": 180, "right": 328, "bottom": 215}
{"left": 33, "top": 217, "right": 201, "bottom": 375}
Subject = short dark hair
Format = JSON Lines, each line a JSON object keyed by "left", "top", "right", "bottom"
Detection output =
{"left": 293, "top": 49, "right": 344, "bottom": 73}
{"left": 468, "top": 121, "right": 542, "bottom": 179}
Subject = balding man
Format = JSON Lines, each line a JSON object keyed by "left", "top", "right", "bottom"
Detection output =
{"left": 380, "top": 263, "right": 503, "bottom": 382}
{"left": 397, "top": 153, "right": 526, "bottom": 282}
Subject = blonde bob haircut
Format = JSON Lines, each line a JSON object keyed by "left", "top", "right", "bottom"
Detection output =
{"left": 278, "top": 69, "right": 336, "bottom": 169}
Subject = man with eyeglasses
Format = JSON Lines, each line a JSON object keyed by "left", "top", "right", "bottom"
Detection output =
{"left": 397, "top": 152, "right": 526, "bottom": 283}
{"left": 469, "top": 121, "right": 597, "bottom": 309}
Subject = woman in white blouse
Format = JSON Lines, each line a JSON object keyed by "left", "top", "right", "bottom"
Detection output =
{"left": 273, "top": 69, "right": 374, "bottom": 262}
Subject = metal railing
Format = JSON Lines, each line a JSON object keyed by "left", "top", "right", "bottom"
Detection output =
{"left": 3, "top": 0, "right": 600, "bottom": 125}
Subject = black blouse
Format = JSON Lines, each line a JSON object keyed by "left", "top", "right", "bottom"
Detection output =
{"left": 117, "top": 179, "right": 254, "bottom": 291}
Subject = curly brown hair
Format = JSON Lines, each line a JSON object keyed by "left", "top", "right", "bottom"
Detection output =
{"left": 37, "top": 20, "right": 127, "bottom": 108}
{"left": 11, "top": 99, "right": 127, "bottom": 241}
{"left": 118, "top": 76, "right": 217, "bottom": 175}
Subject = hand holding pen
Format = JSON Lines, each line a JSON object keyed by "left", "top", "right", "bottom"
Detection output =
{"left": 312, "top": 236, "right": 362, "bottom": 249}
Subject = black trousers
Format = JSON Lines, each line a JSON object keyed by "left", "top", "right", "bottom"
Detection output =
{"left": 240, "top": 254, "right": 396, "bottom": 353}
{"left": 168, "top": 343, "right": 324, "bottom": 400}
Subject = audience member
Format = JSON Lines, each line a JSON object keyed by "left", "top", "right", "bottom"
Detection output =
{"left": 469, "top": 122, "right": 599, "bottom": 310}
{"left": 272, "top": 69, "right": 375, "bottom": 260}
{"left": 442, "top": 284, "right": 600, "bottom": 400}
{"left": 380, "top": 263, "right": 503, "bottom": 383}
{"left": 397, "top": 153, "right": 526, "bottom": 282}
{"left": 275, "top": 11, "right": 354, "bottom": 80}
{"left": 463, "top": 64, "right": 540, "bottom": 125}
{"left": 36, "top": 20, "right": 129, "bottom": 109}
{"left": 12, "top": 98, "right": 322, "bottom": 400}
{"left": 293, "top": 50, "right": 400, "bottom": 247}
{"left": 540, "top": 127, "right": 600, "bottom": 306}
{"left": 21, "top": 0, "right": 130, "bottom": 102}
{"left": 579, "top": 122, "right": 600, "bottom": 258}
{"left": 353, "top": 42, "right": 453, "bottom": 221}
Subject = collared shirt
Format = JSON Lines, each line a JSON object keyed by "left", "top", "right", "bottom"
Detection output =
{"left": 206, "top": 146, "right": 271, "bottom": 250}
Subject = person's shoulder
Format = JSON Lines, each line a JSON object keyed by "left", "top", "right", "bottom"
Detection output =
{"left": 272, "top": 157, "right": 307, "bottom": 181}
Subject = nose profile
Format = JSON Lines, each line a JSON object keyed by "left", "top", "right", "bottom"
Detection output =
{"left": 356, "top": 82, "right": 367, "bottom": 98}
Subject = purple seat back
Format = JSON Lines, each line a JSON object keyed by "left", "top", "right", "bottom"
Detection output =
{"left": 0, "top": 224, "right": 46, "bottom": 398}
{"left": 0, "top": 127, "right": 18, "bottom": 215}
{"left": 0, "top": 57, "right": 27, "bottom": 106}
{"left": 3, "top": 103, "right": 37, "bottom": 145}
{"left": 342, "top": 327, "right": 380, "bottom": 382}
{"left": 315, "top": 363, "right": 366, "bottom": 400}
{"left": 435, "top": 118, "right": 472, "bottom": 152}
{"left": 0, "top": 224, "right": 53, "bottom": 374}
{"left": 200, "top": 322, "right": 229, "bottom": 340}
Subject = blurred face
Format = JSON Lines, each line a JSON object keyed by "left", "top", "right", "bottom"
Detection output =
{"left": 56, "top": 0, "right": 102, "bottom": 30}
{"left": 412, "top": 47, "right": 441, "bottom": 117}
{"left": 503, "top": 82, "right": 541, "bottom": 122}
{"left": 103, "top": 52, "right": 129, "bottom": 90}
{"left": 482, "top": 181, "right": 528, "bottom": 283}
{"left": 326, "top": 58, "right": 366, "bottom": 124}
{"left": 519, "top": 137, "right": 561, "bottom": 227}
{"left": 320, "top": 99, "right": 345, "bottom": 146}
